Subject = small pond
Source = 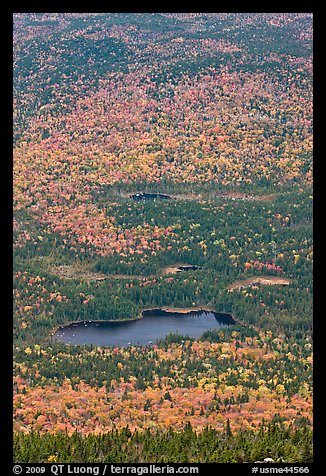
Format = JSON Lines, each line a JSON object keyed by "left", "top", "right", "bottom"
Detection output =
{"left": 52, "top": 309, "right": 235, "bottom": 347}
{"left": 130, "top": 192, "right": 172, "bottom": 201}
{"left": 177, "top": 265, "right": 202, "bottom": 271}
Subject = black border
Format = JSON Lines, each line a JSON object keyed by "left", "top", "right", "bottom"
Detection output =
{"left": 2, "top": 4, "right": 14, "bottom": 469}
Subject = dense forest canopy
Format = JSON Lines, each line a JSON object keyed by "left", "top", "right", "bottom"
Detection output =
{"left": 13, "top": 13, "right": 313, "bottom": 463}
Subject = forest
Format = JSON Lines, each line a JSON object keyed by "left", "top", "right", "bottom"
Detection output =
{"left": 13, "top": 13, "right": 313, "bottom": 463}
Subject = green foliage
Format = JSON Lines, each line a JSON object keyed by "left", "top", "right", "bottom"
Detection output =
{"left": 14, "top": 419, "right": 312, "bottom": 463}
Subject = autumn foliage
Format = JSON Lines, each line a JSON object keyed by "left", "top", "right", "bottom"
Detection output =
{"left": 13, "top": 13, "right": 313, "bottom": 463}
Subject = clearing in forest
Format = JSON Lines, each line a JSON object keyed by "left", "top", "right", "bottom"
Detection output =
{"left": 227, "top": 276, "right": 291, "bottom": 291}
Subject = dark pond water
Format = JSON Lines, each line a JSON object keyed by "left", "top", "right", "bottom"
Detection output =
{"left": 177, "top": 265, "right": 202, "bottom": 271}
{"left": 130, "top": 192, "right": 172, "bottom": 201}
{"left": 52, "top": 310, "right": 235, "bottom": 347}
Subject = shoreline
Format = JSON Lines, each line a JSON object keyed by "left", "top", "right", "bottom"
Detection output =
{"left": 50, "top": 314, "right": 143, "bottom": 337}
{"left": 143, "top": 306, "right": 217, "bottom": 314}
{"left": 51, "top": 307, "right": 238, "bottom": 338}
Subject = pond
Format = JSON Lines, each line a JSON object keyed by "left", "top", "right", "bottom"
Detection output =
{"left": 52, "top": 309, "right": 235, "bottom": 347}
{"left": 130, "top": 192, "right": 172, "bottom": 201}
